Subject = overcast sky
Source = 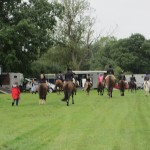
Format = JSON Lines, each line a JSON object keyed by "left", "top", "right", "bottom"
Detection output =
{"left": 89, "top": 0, "right": 150, "bottom": 39}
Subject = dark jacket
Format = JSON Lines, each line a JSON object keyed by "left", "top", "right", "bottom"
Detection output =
{"left": 56, "top": 73, "right": 63, "bottom": 81}
{"left": 130, "top": 76, "right": 136, "bottom": 82}
{"left": 119, "top": 74, "right": 126, "bottom": 81}
{"left": 65, "top": 71, "right": 74, "bottom": 81}
{"left": 107, "top": 68, "right": 114, "bottom": 75}
{"left": 144, "top": 75, "right": 149, "bottom": 81}
{"left": 39, "top": 75, "right": 46, "bottom": 83}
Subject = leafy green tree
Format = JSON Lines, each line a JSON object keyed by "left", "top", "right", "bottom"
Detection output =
{"left": 52, "top": 0, "right": 95, "bottom": 70}
{"left": 0, "top": 0, "right": 63, "bottom": 75}
{"left": 112, "top": 33, "right": 150, "bottom": 73}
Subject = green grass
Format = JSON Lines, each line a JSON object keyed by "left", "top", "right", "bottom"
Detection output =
{"left": 0, "top": 89, "right": 150, "bottom": 150}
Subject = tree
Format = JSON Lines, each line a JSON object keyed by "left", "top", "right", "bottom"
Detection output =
{"left": 52, "top": 0, "right": 95, "bottom": 70}
{"left": 113, "top": 33, "right": 150, "bottom": 73}
{"left": 0, "top": 0, "right": 64, "bottom": 75}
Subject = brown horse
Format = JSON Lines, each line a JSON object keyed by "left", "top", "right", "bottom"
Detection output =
{"left": 38, "top": 83, "right": 47, "bottom": 104}
{"left": 55, "top": 79, "right": 63, "bottom": 94}
{"left": 63, "top": 81, "right": 74, "bottom": 106}
{"left": 84, "top": 81, "right": 91, "bottom": 95}
{"left": 97, "top": 81, "right": 104, "bottom": 95}
{"left": 119, "top": 80, "right": 126, "bottom": 96}
{"left": 128, "top": 81, "right": 136, "bottom": 93}
{"left": 105, "top": 75, "right": 115, "bottom": 98}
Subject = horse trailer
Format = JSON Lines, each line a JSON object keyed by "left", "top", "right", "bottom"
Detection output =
{"left": 125, "top": 74, "right": 145, "bottom": 89}
{"left": 0, "top": 72, "right": 24, "bottom": 93}
{"left": 73, "top": 70, "right": 107, "bottom": 89}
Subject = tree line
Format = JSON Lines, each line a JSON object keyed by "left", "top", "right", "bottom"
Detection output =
{"left": 0, "top": 0, "right": 150, "bottom": 77}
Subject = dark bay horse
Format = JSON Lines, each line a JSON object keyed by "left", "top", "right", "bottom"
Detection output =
{"left": 119, "top": 80, "right": 126, "bottom": 96}
{"left": 105, "top": 75, "right": 115, "bottom": 98}
{"left": 63, "top": 81, "right": 74, "bottom": 106}
{"left": 128, "top": 81, "right": 136, "bottom": 93}
{"left": 97, "top": 81, "right": 104, "bottom": 96}
{"left": 38, "top": 83, "right": 47, "bottom": 104}
{"left": 55, "top": 79, "right": 63, "bottom": 94}
{"left": 84, "top": 81, "right": 91, "bottom": 95}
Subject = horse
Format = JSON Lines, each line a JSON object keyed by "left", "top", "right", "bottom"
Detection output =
{"left": 128, "top": 81, "right": 136, "bottom": 93}
{"left": 119, "top": 80, "right": 126, "bottom": 96}
{"left": 55, "top": 79, "right": 63, "bottom": 94}
{"left": 105, "top": 75, "right": 115, "bottom": 98}
{"left": 63, "top": 81, "right": 74, "bottom": 106}
{"left": 97, "top": 81, "right": 104, "bottom": 96}
{"left": 38, "top": 83, "right": 47, "bottom": 104}
{"left": 144, "top": 81, "right": 150, "bottom": 96}
{"left": 84, "top": 81, "right": 91, "bottom": 95}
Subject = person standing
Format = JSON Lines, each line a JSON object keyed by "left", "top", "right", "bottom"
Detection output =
{"left": 11, "top": 82, "right": 20, "bottom": 106}
{"left": 31, "top": 79, "right": 37, "bottom": 94}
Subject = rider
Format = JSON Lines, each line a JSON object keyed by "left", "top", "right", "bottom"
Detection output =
{"left": 98, "top": 74, "right": 104, "bottom": 84}
{"left": 118, "top": 70, "right": 127, "bottom": 89}
{"left": 65, "top": 67, "right": 74, "bottom": 82}
{"left": 39, "top": 72, "right": 47, "bottom": 84}
{"left": 86, "top": 74, "right": 90, "bottom": 82}
{"left": 105, "top": 65, "right": 116, "bottom": 80}
{"left": 61, "top": 67, "right": 74, "bottom": 101}
{"left": 144, "top": 72, "right": 150, "bottom": 92}
{"left": 130, "top": 74, "right": 136, "bottom": 83}
{"left": 144, "top": 72, "right": 149, "bottom": 82}
{"left": 55, "top": 71, "right": 64, "bottom": 82}
{"left": 119, "top": 70, "right": 126, "bottom": 81}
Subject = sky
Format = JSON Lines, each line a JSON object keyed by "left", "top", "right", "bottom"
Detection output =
{"left": 88, "top": 0, "right": 150, "bottom": 39}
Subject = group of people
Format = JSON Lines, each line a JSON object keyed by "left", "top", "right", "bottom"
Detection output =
{"left": 97, "top": 65, "right": 149, "bottom": 90}
{"left": 11, "top": 65, "right": 149, "bottom": 106}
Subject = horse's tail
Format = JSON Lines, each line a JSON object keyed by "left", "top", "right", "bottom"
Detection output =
{"left": 64, "top": 83, "right": 69, "bottom": 100}
{"left": 87, "top": 82, "right": 91, "bottom": 92}
{"left": 108, "top": 76, "right": 112, "bottom": 90}
{"left": 120, "top": 80, "right": 124, "bottom": 88}
{"left": 39, "top": 84, "right": 44, "bottom": 99}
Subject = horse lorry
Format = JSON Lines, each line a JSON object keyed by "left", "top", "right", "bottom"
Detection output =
{"left": 0, "top": 72, "right": 24, "bottom": 93}
{"left": 45, "top": 71, "right": 107, "bottom": 90}
{"left": 125, "top": 74, "right": 145, "bottom": 89}
{"left": 73, "top": 70, "right": 107, "bottom": 89}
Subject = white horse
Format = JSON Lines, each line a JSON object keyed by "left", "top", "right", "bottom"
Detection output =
{"left": 144, "top": 81, "right": 150, "bottom": 96}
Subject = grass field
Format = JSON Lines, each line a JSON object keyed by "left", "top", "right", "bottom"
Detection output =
{"left": 0, "top": 89, "right": 150, "bottom": 150}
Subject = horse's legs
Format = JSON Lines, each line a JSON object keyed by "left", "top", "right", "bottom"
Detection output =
{"left": 66, "top": 99, "right": 69, "bottom": 106}
{"left": 66, "top": 93, "right": 71, "bottom": 106}
{"left": 102, "top": 88, "right": 104, "bottom": 95}
{"left": 72, "top": 91, "right": 74, "bottom": 104}
{"left": 110, "top": 90, "right": 112, "bottom": 97}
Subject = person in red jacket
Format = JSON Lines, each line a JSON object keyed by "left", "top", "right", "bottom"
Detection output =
{"left": 11, "top": 82, "right": 20, "bottom": 106}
